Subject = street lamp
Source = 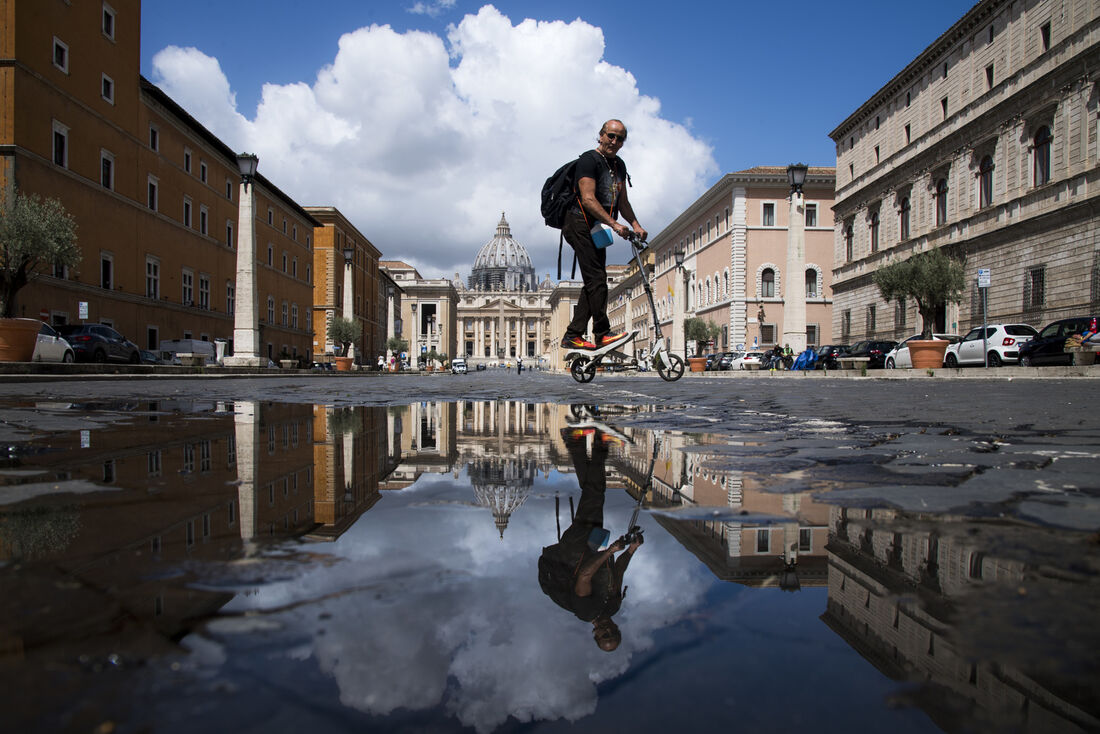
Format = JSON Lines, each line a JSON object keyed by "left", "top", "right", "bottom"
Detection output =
{"left": 673, "top": 249, "right": 689, "bottom": 360}
{"left": 781, "top": 162, "right": 808, "bottom": 354}
{"left": 341, "top": 243, "right": 356, "bottom": 362}
{"left": 224, "top": 153, "right": 263, "bottom": 366}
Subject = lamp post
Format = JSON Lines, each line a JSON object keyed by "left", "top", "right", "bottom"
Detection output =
{"left": 341, "top": 244, "right": 356, "bottom": 362}
{"left": 224, "top": 153, "right": 263, "bottom": 366}
{"left": 782, "top": 163, "right": 809, "bottom": 355}
{"left": 673, "top": 249, "right": 689, "bottom": 360}
{"left": 410, "top": 302, "right": 419, "bottom": 370}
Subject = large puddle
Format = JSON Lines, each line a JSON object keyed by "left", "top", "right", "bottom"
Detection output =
{"left": 0, "top": 399, "right": 1097, "bottom": 733}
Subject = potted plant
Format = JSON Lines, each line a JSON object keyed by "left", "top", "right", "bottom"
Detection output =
{"left": 425, "top": 348, "right": 441, "bottom": 371}
{"left": 873, "top": 247, "right": 965, "bottom": 368}
{"left": 684, "top": 317, "right": 720, "bottom": 371}
{"left": 386, "top": 336, "right": 407, "bottom": 371}
{"left": 327, "top": 316, "right": 358, "bottom": 371}
{"left": 0, "top": 190, "right": 79, "bottom": 361}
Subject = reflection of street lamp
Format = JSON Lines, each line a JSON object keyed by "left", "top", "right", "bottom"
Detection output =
{"left": 224, "top": 153, "right": 263, "bottom": 366}
{"left": 782, "top": 163, "right": 809, "bottom": 354}
{"left": 341, "top": 244, "right": 356, "bottom": 361}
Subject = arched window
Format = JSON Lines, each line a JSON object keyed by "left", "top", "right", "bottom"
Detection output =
{"left": 979, "top": 155, "right": 994, "bottom": 208}
{"left": 723, "top": 270, "right": 729, "bottom": 297}
{"left": 899, "top": 197, "right": 911, "bottom": 240}
{"left": 869, "top": 211, "right": 880, "bottom": 253}
{"left": 935, "top": 178, "right": 949, "bottom": 226}
{"left": 761, "top": 268, "right": 775, "bottom": 298}
{"left": 806, "top": 269, "right": 817, "bottom": 298}
{"left": 1034, "top": 126, "right": 1052, "bottom": 186}
{"left": 844, "top": 223, "right": 854, "bottom": 261}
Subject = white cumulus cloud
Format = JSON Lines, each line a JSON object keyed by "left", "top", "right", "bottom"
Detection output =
{"left": 150, "top": 5, "right": 717, "bottom": 279}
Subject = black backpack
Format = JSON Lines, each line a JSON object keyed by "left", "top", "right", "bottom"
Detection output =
{"left": 541, "top": 155, "right": 582, "bottom": 279}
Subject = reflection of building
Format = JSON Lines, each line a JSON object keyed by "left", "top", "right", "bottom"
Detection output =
{"left": 830, "top": 0, "right": 1099, "bottom": 341}
{"left": 824, "top": 507, "right": 1099, "bottom": 731}
{"left": 469, "top": 458, "right": 536, "bottom": 538}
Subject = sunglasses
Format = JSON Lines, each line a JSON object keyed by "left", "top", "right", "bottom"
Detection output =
{"left": 603, "top": 131, "right": 626, "bottom": 142}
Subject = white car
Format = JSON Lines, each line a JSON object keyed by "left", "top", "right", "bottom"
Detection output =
{"left": 884, "top": 333, "right": 960, "bottom": 369}
{"left": 32, "top": 322, "right": 75, "bottom": 363}
{"left": 451, "top": 358, "right": 467, "bottom": 374}
{"left": 944, "top": 323, "right": 1038, "bottom": 367}
{"left": 731, "top": 351, "right": 765, "bottom": 370}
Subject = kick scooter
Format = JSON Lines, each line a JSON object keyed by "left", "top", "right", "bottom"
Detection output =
{"left": 562, "top": 234, "right": 685, "bottom": 383}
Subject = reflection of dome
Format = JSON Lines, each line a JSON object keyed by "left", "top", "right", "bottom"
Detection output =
{"left": 469, "top": 213, "right": 537, "bottom": 292}
{"left": 469, "top": 457, "right": 535, "bottom": 538}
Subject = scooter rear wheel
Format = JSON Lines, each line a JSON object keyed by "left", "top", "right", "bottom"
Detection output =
{"left": 656, "top": 353, "right": 685, "bottom": 382}
{"left": 570, "top": 356, "right": 596, "bottom": 383}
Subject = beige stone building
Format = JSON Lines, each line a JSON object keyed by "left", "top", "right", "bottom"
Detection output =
{"left": 612, "top": 166, "right": 836, "bottom": 359}
{"left": 830, "top": 0, "right": 1099, "bottom": 342}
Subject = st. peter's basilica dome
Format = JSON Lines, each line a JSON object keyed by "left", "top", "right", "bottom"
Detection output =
{"left": 469, "top": 213, "right": 537, "bottom": 292}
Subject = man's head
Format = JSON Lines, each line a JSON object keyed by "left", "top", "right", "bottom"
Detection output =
{"left": 597, "top": 120, "right": 628, "bottom": 154}
{"left": 592, "top": 616, "right": 621, "bottom": 652}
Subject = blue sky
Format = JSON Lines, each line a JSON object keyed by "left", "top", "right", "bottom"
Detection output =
{"left": 140, "top": 0, "right": 977, "bottom": 277}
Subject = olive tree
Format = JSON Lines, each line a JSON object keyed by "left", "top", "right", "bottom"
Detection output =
{"left": 684, "top": 317, "right": 721, "bottom": 357}
{"left": 0, "top": 190, "right": 79, "bottom": 317}
{"left": 872, "top": 247, "right": 965, "bottom": 339}
{"left": 327, "top": 316, "right": 358, "bottom": 356}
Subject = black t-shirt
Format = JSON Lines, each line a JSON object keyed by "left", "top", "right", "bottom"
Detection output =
{"left": 571, "top": 150, "right": 628, "bottom": 218}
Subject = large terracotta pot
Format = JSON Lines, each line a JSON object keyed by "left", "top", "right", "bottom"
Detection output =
{"left": 334, "top": 356, "right": 353, "bottom": 371}
{"left": 0, "top": 318, "right": 41, "bottom": 362}
{"left": 688, "top": 356, "right": 707, "bottom": 372}
{"left": 908, "top": 339, "right": 949, "bottom": 369}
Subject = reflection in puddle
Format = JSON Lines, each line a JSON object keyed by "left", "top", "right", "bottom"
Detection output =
{"left": 0, "top": 399, "right": 1096, "bottom": 732}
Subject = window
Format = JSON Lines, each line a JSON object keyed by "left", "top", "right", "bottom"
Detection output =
{"left": 102, "top": 4, "right": 116, "bottom": 39}
{"left": 988, "top": 24, "right": 995, "bottom": 44}
{"left": 266, "top": 297, "right": 275, "bottom": 323}
{"left": 266, "top": 245, "right": 273, "bottom": 267}
{"left": 799, "top": 528, "right": 813, "bottom": 552}
{"left": 226, "top": 282, "right": 235, "bottom": 315}
{"left": 101, "top": 74, "right": 114, "bottom": 103}
{"left": 806, "top": 269, "right": 817, "bottom": 298}
{"left": 805, "top": 203, "right": 817, "bottom": 227}
{"left": 874, "top": 145, "right": 880, "bottom": 164}
{"left": 875, "top": 115, "right": 880, "bottom": 131}
{"left": 756, "top": 529, "right": 770, "bottom": 553}
{"left": 1025, "top": 266, "right": 1045, "bottom": 309}
{"left": 100, "top": 150, "right": 114, "bottom": 189}
{"left": 899, "top": 197, "right": 911, "bottom": 240}
{"left": 844, "top": 222, "right": 854, "bottom": 261}
{"left": 760, "top": 324, "right": 776, "bottom": 345}
{"left": 200, "top": 161, "right": 207, "bottom": 183}
{"left": 146, "top": 257, "right": 160, "bottom": 299}
{"left": 199, "top": 205, "right": 208, "bottom": 235}
{"left": 226, "top": 178, "right": 233, "bottom": 199}
{"left": 904, "top": 123, "right": 911, "bottom": 144}
{"left": 943, "top": 61, "right": 949, "bottom": 79}
{"left": 181, "top": 269, "right": 193, "bottom": 305}
{"left": 100, "top": 253, "right": 113, "bottom": 289}
{"left": 906, "top": 90, "right": 911, "bottom": 107}
{"left": 292, "top": 257, "right": 298, "bottom": 277}
{"left": 183, "top": 197, "right": 192, "bottom": 228}
{"left": 985, "top": 64, "right": 994, "bottom": 91}
{"left": 869, "top": 210, "right": 880, "bottom": 253}
{"left": 280, "top": 301, "right": 288, "bottom": 326}
{"left": 895, "top": 298, "right": 907, "bottom": 330}
{"left": 282, "top": 218, "right": 287, "bottom": 234}
{"left": 52, "top": 37, "right": 68, "bottom": 73}
{"left": 281, "top": 252, "right": 287, "bottom": 273}
{"left": 147, "top": 176, "right": 158, "bottom": 210}
{"left": 935, "top": 178, "right": 948, "bottom": 226}
{"left": 199, "top": 275, "right": 210, "bottom": 310}
{"left": 806, "top": 324, "right": 819, "bottom": 347}
{"left": 842, "top": 310, "right": 851, "bottom": 340}
{"left": 291, "top": 304, "right": 299, "bottom": 329}
{"left": 148, "top": 125, "right": 159, "bottom": 151}
{"left": 267, "top": 208, "right": 273, "bottom": 225}
{"left": 52, "top": 121, "right": 68, "bottom": 167}
{"left": 1041, "top": 22, "right": 1051, "bottom": 52}
{"left": 226, "top": 221, "right": 234, "bottom": 248}
{"left": 183, "top": 148, "right": 192, "bottom": 173}
{"left": 762, "top": 203, "right": 775, "bottom": 227}
{"left": 941, "top": 97, "right": 948, "bottom": 120}
{"left": 866, "top": 304, "right": 877, "bottom": 333}
{"left": 1034, "top": 126, "right": 1052, "bottom": 186}
{"left": 978, "top": 155, "right": 994, "bottom": 208}
{"left": 761, "top": 268, "right": 775, "bottom": 298}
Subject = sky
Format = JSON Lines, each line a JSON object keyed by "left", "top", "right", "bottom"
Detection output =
{"left": 140, "top": 0, "right": 977, "bottom": 280}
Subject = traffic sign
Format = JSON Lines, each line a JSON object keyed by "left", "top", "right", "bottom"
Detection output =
{"left": 977, "top": 268, "right": 991, "bottom": 288}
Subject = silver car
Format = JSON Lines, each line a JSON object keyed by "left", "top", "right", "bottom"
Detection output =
{"left": 31, "top": 322, "right": 75, "bottom": 363}
{"left": 944, "top": 323, "right": 1038, "bottom": 367}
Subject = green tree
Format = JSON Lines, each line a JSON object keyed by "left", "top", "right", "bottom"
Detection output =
{"left": 684, "top": 317, "right": 721, "bottom": 357}
{"left": 0, "top": 190, "right": 80, "bottom": 317}
{"left": 327, "top": 316, "right": 358, "bottom": 355}
{"left": 872, "top": 247, "right": 966, "bottom": 339}
{"left": 386, "top": 336, "right": 408, "bottom": 355}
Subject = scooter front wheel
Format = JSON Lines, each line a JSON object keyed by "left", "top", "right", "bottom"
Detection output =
{"left": 570, "top": 356, "right": 596, "bottom": 383}
{"left": 656, "top": 353, "right": 685, "bottom": 382}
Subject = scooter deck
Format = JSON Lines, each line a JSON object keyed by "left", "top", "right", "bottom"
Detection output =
{"left": 563, "top": 331, "right": 638, "bottom": 362}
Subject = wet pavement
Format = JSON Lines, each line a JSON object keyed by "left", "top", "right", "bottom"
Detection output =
{"left": 0, "top": 372, "right": 1097, "bottom": 733}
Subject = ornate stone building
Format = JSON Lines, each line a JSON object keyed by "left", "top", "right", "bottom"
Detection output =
{"left": 830, "top": 0, "right": 1099, "bottom": 342}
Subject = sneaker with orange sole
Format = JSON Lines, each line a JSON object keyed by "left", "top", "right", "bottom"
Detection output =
{"left": 561, "top": 335, "right": 596, "bottom": 350}
{"left": 597, "top": 331, "right": 629, "bottom": 347}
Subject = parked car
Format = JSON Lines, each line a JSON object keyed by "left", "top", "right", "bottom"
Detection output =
{"left": 884, "top": 333, "right": 960, "bottom": 369}
{"left": 944, "top": 324, "right": 1038, "bottom": 367}
{"left": 475, "top": 363, "right": 487, "bottom": 371}
{"left": 703, "top": 353, "right": 720, "bottom": 370}
{"left": 451, "top": 358, "right": 468, "bottom": 374}
{"left": 845, "top": 340, "right": 898, "bottom": 369}
{"left": 1019, "top": 316, "right": 1099, "bottom": 366}
{"left": 57, "top": 324, "right": 140, "bottom": 363}
{"left": 138, "top": 350, "right": 163, "bottom": 365}
{"left": 814, "top": 344, "right": 848, "bottom": 369}
{"left": 716, "top": 351, "right": 743, "bottom": 370}
{"left": 731, "top": 351, "right": 765, "bottom": 370}
{"left": 31, "top": 322, "right": 75, "bottom": 363}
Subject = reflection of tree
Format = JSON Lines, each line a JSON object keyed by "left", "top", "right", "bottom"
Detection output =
{"left": 326, "top": 407, "right": 361, "bottom": 436}
{"left": 0, "top": 504, "right": 80, "bottom": 559}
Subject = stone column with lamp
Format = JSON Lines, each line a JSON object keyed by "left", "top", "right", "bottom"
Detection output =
{"left": 782, "top": 163, "right": 809, "bottom": 355}
{"left": 342, "top": 244, "right": 356, "bottom": 363}
{"left": 224, "top": 153, "right": 264, "bottom": 367}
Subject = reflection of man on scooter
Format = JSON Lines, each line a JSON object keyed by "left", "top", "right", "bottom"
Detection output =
{"left": 539, "top": 421, "right": 643, "bottom": 651}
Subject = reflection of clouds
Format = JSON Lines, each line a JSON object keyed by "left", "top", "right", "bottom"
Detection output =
{"left": 212, "top": 474, "right": 712, "bottom": 732}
